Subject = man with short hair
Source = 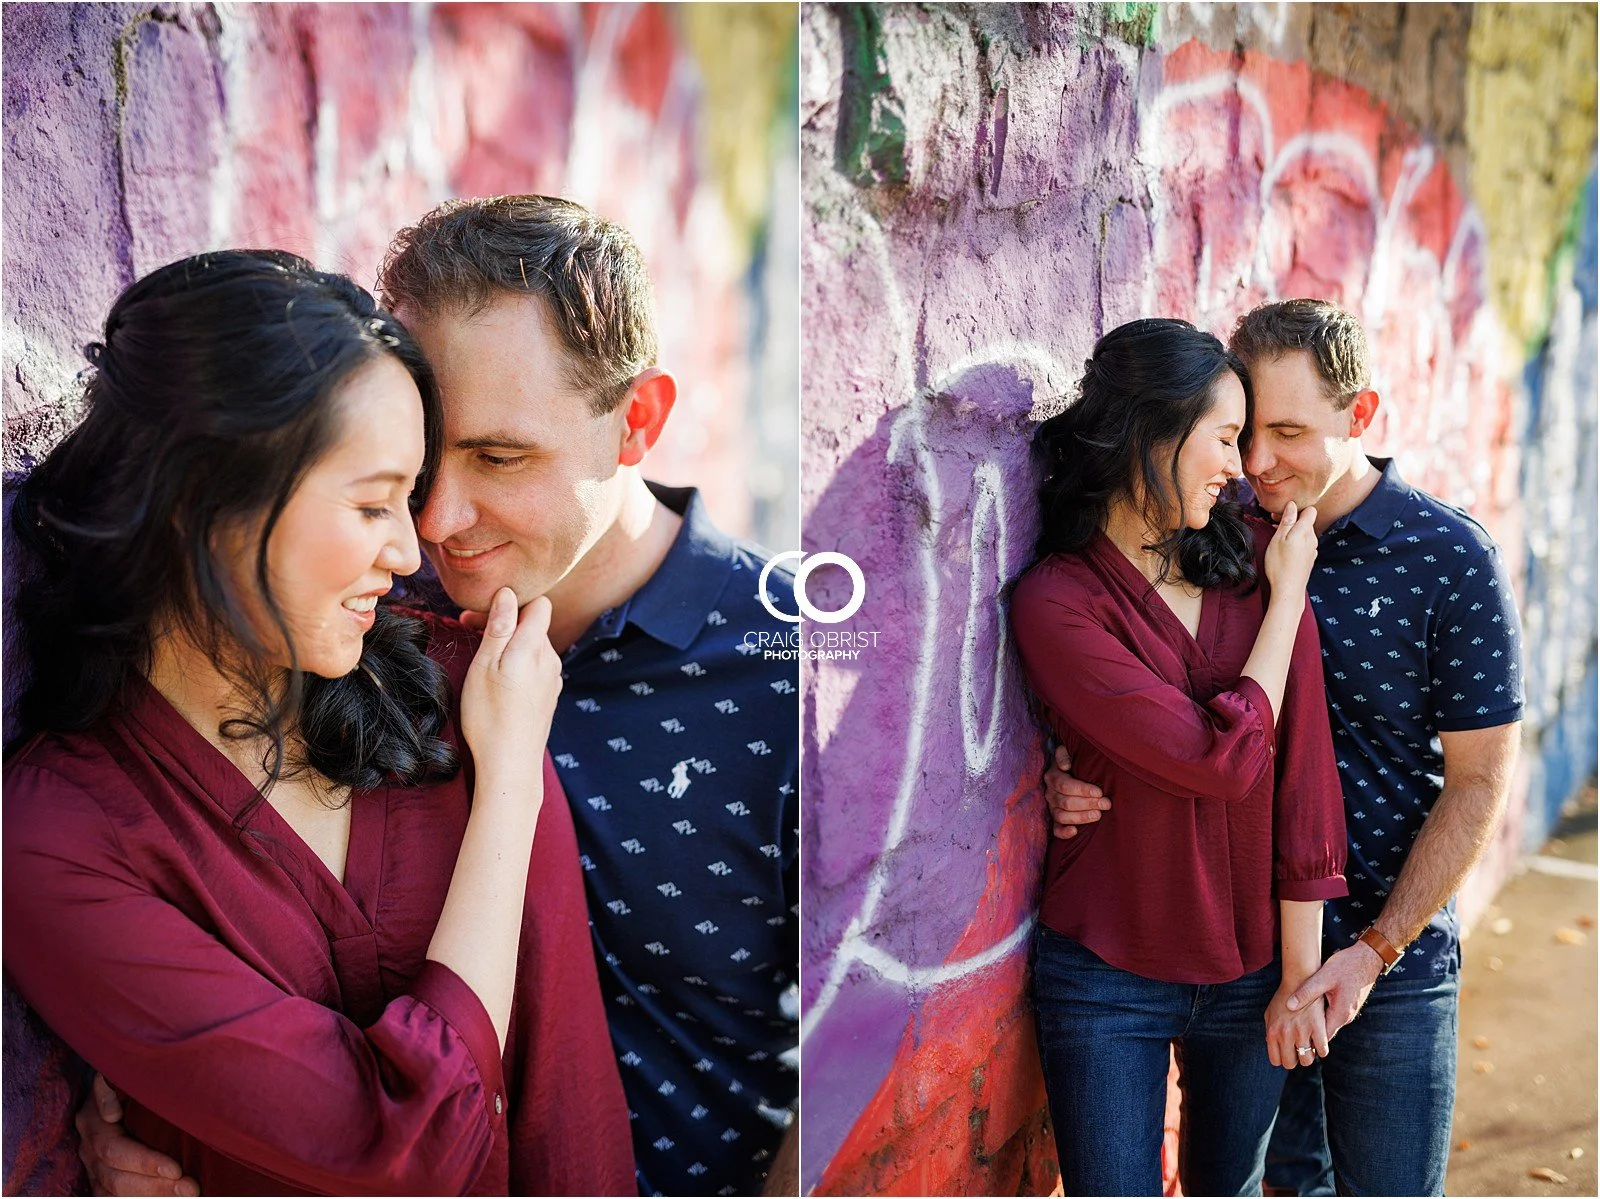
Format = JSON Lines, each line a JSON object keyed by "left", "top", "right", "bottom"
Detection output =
{"left": 76, "top": 196, "right": 799, "bottom": 1198}
{"left": 1046, "top": 298, "right": 1522, "bottom": 1195}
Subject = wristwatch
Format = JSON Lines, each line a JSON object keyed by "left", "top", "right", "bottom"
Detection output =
{"left": 1357, "top": 924, "right": 1403, "bottom": 973}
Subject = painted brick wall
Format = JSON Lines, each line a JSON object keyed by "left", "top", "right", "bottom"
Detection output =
{"left": 798, "top": 4, "right": 1596, "bottom": 1193}
{"left": 0, "top": 5, "right": 795, "bottom": 1189}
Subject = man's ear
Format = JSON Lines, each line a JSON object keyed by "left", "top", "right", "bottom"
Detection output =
{"left": 618, "top": 368, "right": 678, "bottom": 467}
{"left": 1348, "top": 390, "right": 1380, "bottom": 437}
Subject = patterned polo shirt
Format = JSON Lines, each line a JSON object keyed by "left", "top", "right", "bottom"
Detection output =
{"left": 550, "top": 484, "right": 799, "bottom": 1197}
{"left": 1293, "top": 458, "right": 1523, "bottom": 977}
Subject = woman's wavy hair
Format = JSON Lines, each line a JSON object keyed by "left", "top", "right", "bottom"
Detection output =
{"left": 10, "top": 250, "right": 459, "bottom": 801}
{"left": 1034, "top": 317, "right": 1257, "bottom": 591}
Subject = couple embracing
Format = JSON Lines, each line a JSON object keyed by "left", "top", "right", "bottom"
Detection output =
{"left": 1012, "top": 304, "right": 1523, "bottom": 1197}
{"left": 4, "top": 197, "right": 797, "bottom": 1196}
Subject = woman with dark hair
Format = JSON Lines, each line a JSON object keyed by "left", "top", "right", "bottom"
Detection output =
{"left": 1010, "top": 318, "right": 1348, "bottom": 1195}
{"left": 2, "top": 251, "right": 635, "bottom": 1195}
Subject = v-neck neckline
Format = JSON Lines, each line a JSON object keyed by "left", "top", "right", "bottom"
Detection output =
{"left": 118, "top": 674, "right": 384, "bottom": 936}
{"left": 1090, "top": 530, "right": 1218, "bottom": 659}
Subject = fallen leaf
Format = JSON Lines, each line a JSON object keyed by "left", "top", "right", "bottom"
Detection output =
{"left": 1473, "top": 1060, "right": 1495, "bottom": 1074}
{"left": 1556, "top": 927, "right": 1586, "bottom": 945}
{"left": 1456, "top": 1139, "right": 1472, "bottom": 1151}
{"left": 1530, "top": 1167, "right": 1568, "bottom": 1184}
{"left": 1570, "top": 1148, "right": 1585, "bottom": 1160}
{"left": 1491, "top": 917, "right": 1513, "bottom": 935}
{"left": 1473, "top": 1035, "right": 1491, "bottom": 1049}
{"left": 1577, "top": 915, "right": 1595, "bottom": 928}
{"left": 1487, "top": 956, "right": 1504, "bottom": 971}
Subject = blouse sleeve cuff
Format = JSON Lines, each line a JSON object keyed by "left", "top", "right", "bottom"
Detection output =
{"left": 409, "top": 959, "right": 508, "bottom": 1127}
{"left": 1275, "top": 873, "right": 1349, "bottom": 901}
{"left": 1232, "top": 676, "right": 1278, "bottom": 755}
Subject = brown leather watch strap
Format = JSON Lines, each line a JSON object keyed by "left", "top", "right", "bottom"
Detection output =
{"left": 1358, "top": 924, "right": 1403, "bottom": 973}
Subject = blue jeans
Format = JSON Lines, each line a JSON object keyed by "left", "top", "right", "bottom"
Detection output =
{"left": 1263, "top": 963, "right": 1460, "bottom": 1196}
{"left": 1032, "top": 927, "right": 1288, "bottom": 1196}
{"left": 1264, "top": 1058, "right": 1335, "bottom": 1196}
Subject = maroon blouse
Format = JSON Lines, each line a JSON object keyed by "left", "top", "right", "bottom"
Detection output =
{"left": 2, "top": 613, "right": 635, "bottom": 1196}
{"left": 1011, "top": 519, "right": 1347, "bottom": 984}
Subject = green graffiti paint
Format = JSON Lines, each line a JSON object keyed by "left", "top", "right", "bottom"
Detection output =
{"left": 1538, "top": 165, "right": 1598, "bottom": 348}
{"left": 834, "top": 5, "right": 908, "bottom": 189}
{"left": 1102, "top": 2, "right": 1159, "bottom": 46}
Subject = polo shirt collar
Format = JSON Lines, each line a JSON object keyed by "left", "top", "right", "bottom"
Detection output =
{"left": 605, "top": 482, "right": 736, "bottom": 651}
{"left": 1325, "top": 456, "right": 1409, "bottom": 540}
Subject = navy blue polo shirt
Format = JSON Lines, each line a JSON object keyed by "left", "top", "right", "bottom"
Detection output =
{"left": 1298, "top": 459, "right": 1523, "bottom": 977}
{"left": 550, "top": 484, "right": 799, "bottom": 1197}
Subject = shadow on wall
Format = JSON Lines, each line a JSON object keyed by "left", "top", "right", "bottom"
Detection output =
{"left": 800, "top": 357, "right": 1055, "bottom": 1194}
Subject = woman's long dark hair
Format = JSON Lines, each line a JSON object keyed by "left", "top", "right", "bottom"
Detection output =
{"left": 1035, "top": 317, "right": 1256, "bottom": 590}
{"left": 11, "top": 250, "right": 458, "bottom": 800}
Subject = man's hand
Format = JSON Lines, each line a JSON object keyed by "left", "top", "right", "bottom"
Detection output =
{"left": 1284, "top": 942, "right": 1385, "bottom": 1036}
{"left": 1265, "top": 984, "right": 1330, "bottom": 1069}
{"left": 76, "top": 1074, "right": 198, "bottom": 1197}
{"left": 1041, "top": 745, "right": 1111, "bottom": 839}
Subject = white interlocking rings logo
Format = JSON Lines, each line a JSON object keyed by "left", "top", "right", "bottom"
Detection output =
{"left": 759, "top": 551, "right": 866, "bottom": 625}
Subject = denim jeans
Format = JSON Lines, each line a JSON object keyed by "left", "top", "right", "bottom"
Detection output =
{"left": 1032, "top": 927, "right": 1288, "bottom": 1197}
{"left": 1262, "top": 963, "right": 1460, "bottom": 1196}
{"left": 1264, "top": 1061, "right": 1335, "bottom": 1196}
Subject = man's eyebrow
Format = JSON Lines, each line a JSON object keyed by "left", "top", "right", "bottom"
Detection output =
{"left": 1263, "top": 419, "right": 1307, "bottom": 429}
{"left": 454, "top": 434, "right": 545, "bottom": 452}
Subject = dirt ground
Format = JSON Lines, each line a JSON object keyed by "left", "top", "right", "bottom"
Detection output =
{"left": 1446, "top": 787, "right": 1598, "bottom": 1196}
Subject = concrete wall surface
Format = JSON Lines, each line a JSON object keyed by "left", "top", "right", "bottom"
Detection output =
{"left": 798, "top": 3, "right": 1597, "bottom": 1193}
{"left": 0, "top": 4, "right": 796, "bottom": 1191}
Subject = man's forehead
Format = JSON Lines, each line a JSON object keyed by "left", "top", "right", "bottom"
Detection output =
{"left": 439, "top": 391, "right": 564, "bottom": 447}
{"left": 1246, "top": 348, "right": 1323, "bottom": 385}
{"left": 407, "top": 306, "right": 590, "bottom": 412}
{"left": 399, "top": 291, "right": 569, "bottom": 361}
{"left": 1250, "top": 356, "right": 1342, "bottom": 416}
{"left": 1252, "top": 391, "right": 1338, "bottom": 424}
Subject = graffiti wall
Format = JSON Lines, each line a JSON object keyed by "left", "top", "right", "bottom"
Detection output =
{"left": 1515, "top": 174, "right": 1599, "bottom": 849}
{"left": 799, "top": 3, "right": 1597, "bottom": 1192}
{"left": 0, "top": 5, "right": 795, "bottom": 1190}
{"left": 2, "top": 3, "right": 797, "bottom": 547}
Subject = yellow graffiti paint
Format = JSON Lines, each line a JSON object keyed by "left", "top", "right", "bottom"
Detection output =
{"left": 1466, "top": 2, "right": 1597, "bottom": 349}
{"left": 679, "top": 4, "right": 797, "bottom": 267}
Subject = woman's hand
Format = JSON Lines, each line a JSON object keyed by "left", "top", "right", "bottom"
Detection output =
{"left": 1265, "top": 975, "right": 1330, "bottom": 1070}
{"left": 459, "top": 586, "right": 563, "bottom": 785}
{"left": 1264, "top": 501, "right": 1319, "bottom": 597}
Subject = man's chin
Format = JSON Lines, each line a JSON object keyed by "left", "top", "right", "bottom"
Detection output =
{"left": 1245, "top": 484, "right": 1292, "bottom": 517}
{"left": 436, "top": 565, "right": 560, "bottom": 615}
{"left": 423, "top": 549, "right": 507, "bottom": 612}
{"left": 440, "top": 577, "right": 515, "bottom": 615}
